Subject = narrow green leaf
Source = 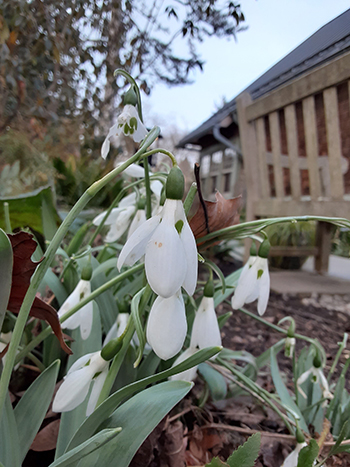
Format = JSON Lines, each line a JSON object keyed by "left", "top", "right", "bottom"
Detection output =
{"left": 79, "top": 381, "right": 192, "bottom": 465}
{"left": 270, "top": 347, "right": 309, "bottom": 433}
{"left": 198, "top": 363, "right": 227, "bottom": 401}
{"left": 67, "top": 346, "right": 221, "bottom": 450}
{"left": 296, "top": 439, "right": 319, "bottom": 467}
{"left": 49, "top": 428, "right": 121, "bottom": 467}
{"left": 328, "top": 420, "right": 349, "bottom": 456}
{"left": 130, "top": 286, "right": 147, "bottom": 367}
{"left": 226, "top": 433, "right": 261, "bottom": 467}
{"left": 13, "top": 360, "right": 60, "bottom": 463}
{"left": 0, "top": 228, "right": 12, "bottom": 331}
{"left": 0, "top": 393, "right": 20, "bottom": 467}
{"left": 55, "top": 304, "right": 102, "bottom": 458}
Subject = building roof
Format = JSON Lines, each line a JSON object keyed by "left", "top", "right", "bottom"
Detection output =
{"left": 178, "top": 8, "right": 350, "bottom": 148}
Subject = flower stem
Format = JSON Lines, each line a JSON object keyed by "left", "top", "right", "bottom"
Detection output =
{"left": 141, "top": 148, "right": 178, "bottom": 167}
{"left": 114, "top": 69, "right": 144, "bottom": 122}
{"left": 143, "top": 157, "right": 152, "bottom": 219}
{"left": 0, "top": 128, "right": 159, "bottom": 420}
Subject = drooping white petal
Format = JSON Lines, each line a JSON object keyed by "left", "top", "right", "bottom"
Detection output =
{"left": 297, "top": 368, "right": 313, "bottom": 398}
{"left": 118, "top": 105, "right": 147, "bottom": 143}
{"left": 191, "top": 296, "right": 221, "bottom": 349}
{"left": 124, "top": 163, "right": 145, "bottom": 178}
{"left": 104, "top": 313, "right": 130, "bottom": 345}
{"left": 256, "top": 258, "right": 270, "bottom": 316}
{"left": 231, "top": 265, "right": 258, "bottom": 309}
{"left": 105, "top": 206, "right": 135, "bottom": 242}
{"left": 117, "top": 214, "right": 161, "bottom": 269}
{"left": 281, "top": 443, "right": 307, "bottom": 467}
{"left": 52, "top": 366, "right": 94, "bottom": 413}
{"left": 180, "top": 219, "right": 198, "bottom": 296}
{"left": 67, "top": 352, "right": 95, "bottom": 375}
{"left": 317, "top": 368, "right": 330, "bottom": 394}
{"left": 101, "top": 122, "right": 120, "bottom": 159}
{"left": 150, "top": 180, "right": 163, "bottom": 198}
{"left": 92, "top": 208, "right": 123, "bottom": 227}
{"left": 119, "top": 192, "right": 137, "bottom": 208}
{"left": 58, "top": 280, "right": 91, "bottom": 321}
{"left": 127, "top": 209, "right": 146, "bottom": 239}
{"left": 146, "top": 292, "right": 187, "bottom": 360}
{"left": 145, "top": 200, "right": 187, "bottom": 297}
{"left": 169, "top": 347, "right": 198, "bottom": 382}
{"left": 86, "top": 367, "right": 109, "bottom": 416}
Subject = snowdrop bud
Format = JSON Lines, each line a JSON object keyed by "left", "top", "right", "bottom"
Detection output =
{"left": 166, "top": 166, "right": 184, "bottom": 200}
{"left": 123, "top": 86, "right": 138, "bottom": 106}
{"left": 203, "top": 276, "right": 214, "bottom": 297}
{"left": 101, "top": 336, "right": 123, "bottom": 361}
{"left": 81, "top": 262, "right": 93, "bottom": 281}
{"left": 258, "top": 238, "right": 270, "bottom": 258}
{"left": 295, "top": 426, "right": 305, "bottom": 444}
{"left": 313, "top": 352, "right": 322, "bottom": 369}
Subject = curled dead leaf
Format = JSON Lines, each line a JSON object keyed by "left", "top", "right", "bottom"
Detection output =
{"left": 189, "top": 191, "right": 242, "bottom": 246}
{"left": 7, "top": 231, "right": 72, "bottom": 355}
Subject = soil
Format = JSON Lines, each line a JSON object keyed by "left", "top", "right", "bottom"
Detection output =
{"left": 130, "top": 289, "right": 350, "bottom": 467}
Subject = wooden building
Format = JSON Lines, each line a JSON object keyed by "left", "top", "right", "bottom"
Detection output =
{"left": 178, "top": 9, "right": 350, "bottom": 271}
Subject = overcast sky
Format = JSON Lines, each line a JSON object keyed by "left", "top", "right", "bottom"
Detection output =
{"left": 143, "top": 0, "right": 350, "bottom": 137}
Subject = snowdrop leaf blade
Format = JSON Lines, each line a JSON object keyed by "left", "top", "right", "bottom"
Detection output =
{"left": 169, "top": 348, "right": 198, "bottom": 382}
{"left": 75, "top": 381, "right": 192, "bottom": 466}
{"left": 67, "top": 346, "right": 221, "bottom": 451}
{"left": 14, "top": 360, "right": 60, "bottom": 464}
{"left": 49, "top": 428, "right": 122, "bottom": 467}
{"left": 117, "top": 215, "right": 160, "bottom": 269}
{"left": 270, "top": 348, "right": 309, "bottom": 433}
{"left": 146, "top": 293, "right": 187, "bottom": 360}
{"left": 0, "top": 394, "right": 20, "bottom": 467}
{"left": 198, "top": 363, "right": 227, "bottom": 401}
{"left": 130, "top": 287, "right": 147, "bottom": 367}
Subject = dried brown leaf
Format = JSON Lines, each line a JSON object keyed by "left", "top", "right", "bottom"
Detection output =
{"left": 7, "top": 231, "right": 72, "bottom": 355}
{"left": 189, "top": 191, "right": 241, "bottom": 244}
{"left": 30, "top": 419, "right": 60, "bottom": 452}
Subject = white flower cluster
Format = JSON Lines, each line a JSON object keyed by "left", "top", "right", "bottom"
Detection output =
{"left": 118, "top": 195, "right": 198, "bottom": 360}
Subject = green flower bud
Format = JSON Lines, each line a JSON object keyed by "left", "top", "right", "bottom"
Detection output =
{"left": 81, "top": 262, "right": 93, "bottom": 281}
{"left": 250, "top": 241, "right": 257, "bottom": 257}
{"left": 101, "top": 336, "right": 123, "bottom": 361}
{"left": 123, "top": 86, "right": 138, "bottom": 106}
{"left": 296, "top": 425, "right": 305, "bottom": 443}
{"left": 166, "top": 166, "right": 184, "bottom": 200}
{"left": 258, "top": 239, "right": 271, "bottom": 259}
{"left": 313, "top": 352, "right": 322, "bottom": 369}
{"left": 203, "top": 276, "right": 214, "bottom": 297}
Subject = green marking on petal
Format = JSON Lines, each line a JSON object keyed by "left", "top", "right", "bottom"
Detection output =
{"left": 129, "top": 117, "right": 138, "bottom": 129}
{"left": 93, "top": 371, "right": 102, "bottom": 379}
{"left": 84, "top": 359, "right": 91, "bottom": 367}
{"left": 175, "top": 219, "right": 184, "bottom": 234}
{"left": 124, "top": 123, "right": 130, "bottom": 134}
{"left": 257, "top": 269, "right": 264, "bottom": 279}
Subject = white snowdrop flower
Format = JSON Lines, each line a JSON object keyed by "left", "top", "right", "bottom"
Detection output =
{"left": 127, "top": 209, "right": 147, "bottom": 239}
{"left": 191, "top": 296, "right": 222, "bottom": 350}
{"left": 231, "top": 240, "right": 270, "bottom": 316}
{"left": 52, "top": 351, "right": 109, "bottom": 416}
{"left": 117, "top": 198, "right": 197, "bottom": 297}
{"left": 101, "top": 105, "right": 147, "bottom": 159}
{"left": 281, "top": 442, "right": 307, "bottom": 467}
{"left": 146, "top": 290, "right": 187, "bottom": 360}
{"left": 104, "top": 312, "right": 130, "bottom": 345}
{"left": 58, "top": 279, "right": 93, "bottom": 340}
{"left": 285, "top": 337, "right": 296, "bottom": 358}
{"left": 115, "top": 162, "right": 145, "bottom": 178}
{"left": 93, "top": 192, "right": 138, "bottom": 243}
{"left": 297, "top": 363, "right": 331, "bottom": 400}
{"left": 169, "top": 347, "right": 198, "bottom": 382}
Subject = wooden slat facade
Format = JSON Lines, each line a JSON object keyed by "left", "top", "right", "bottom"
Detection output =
{"left": 236, "top": 51, "right": 350, "bottom": 272}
